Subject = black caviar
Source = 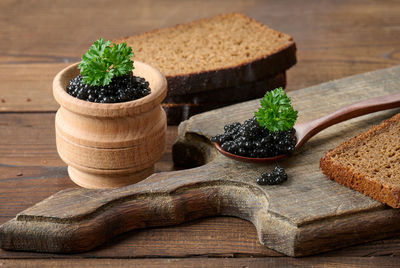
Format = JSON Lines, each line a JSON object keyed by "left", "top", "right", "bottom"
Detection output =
{"left": 211, "top": 117, "right": 296, "bottom": 158}
{"left": 66, "top": 73, "right": 150, "bottom": 103}
{"left": 256, "top": 166, "right": 288, "bottom": 185}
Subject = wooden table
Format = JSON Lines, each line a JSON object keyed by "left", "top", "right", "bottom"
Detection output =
{"left": 1, "top": 0, "right": 400, "bottom": 266}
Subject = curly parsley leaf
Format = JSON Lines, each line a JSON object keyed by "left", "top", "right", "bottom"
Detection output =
{"left": 78, "top": 38, "right": 134, "bottom": 86}
{"left": 254, "top": 87, "right": 298, "bottom": 132}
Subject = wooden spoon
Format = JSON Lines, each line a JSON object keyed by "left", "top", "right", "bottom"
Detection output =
{"left": 215, "top": 91, "right": 400, "bottom": 163}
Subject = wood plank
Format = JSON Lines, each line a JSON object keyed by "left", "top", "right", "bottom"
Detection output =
{"left": 0, "top": 115, "right": 177, "bottom": 220}
{"left": 1, "top": 257, "right": 400, "bottom": 268}
{"left": 2, "top": 66, "right": 400, "bottom": 257}
{"left": 1, "top": 0, "right": 400, "bottom": 112}
{"left": 248, "top": 0, "right": 400, "bottom": 89}
{"left": 1, "top": 0, "right": 399, "bottom": 68}
{"left": 0, "top": 111, "right": 278, "bottom": 258}
{"left": 0, "top": 49, "right": 398, "bottom": 112}
{"left": 1, "top": 0, "right": 400, "bottom": 263}
{"left": 0, "top": 113, "right": 61, "bottom": 167}
{"left": 0, "top": 64, "right": 67, "bottom": 112}
{"left": 0, "top": 113, "right": 177, "bottom": 169}
{"left": 1, "top": 111, "right": 400, "bottom": 259}
{"left": 0, "top": 217, "right": 280, "bottom": 258}
{"left": 0, "top": 0, "right": 254, "bottom": 62}
{"left": 2, "top": 218, "right": 400, "bottom": 259}
{"left": 0, "top": 113, "right": 277, "bottom": 258}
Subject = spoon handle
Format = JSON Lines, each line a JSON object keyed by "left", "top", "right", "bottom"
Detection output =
{"left": 295, "top": 91, "right": 400, "bottom": 149}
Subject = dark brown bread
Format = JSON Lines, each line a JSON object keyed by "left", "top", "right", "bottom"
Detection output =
{"left": 163, "top": 103, "right": 216, "bottom": 125}
{"left": 164, "top": 73, "right": 285, "bottom": 104}
{"left": 115, "top": 13, "right": 296, "bottom": 96}
{"left": 163, "top": 73, "right": 286, "bottom": 125}
{"left": 320, "top": 113, "right": 400, "bottom": 208}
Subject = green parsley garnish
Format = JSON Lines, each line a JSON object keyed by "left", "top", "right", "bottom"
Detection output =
{"left": 78, "top": 38, "right": 134, "bottom": 86}
{"left": 254, "top": 87, "right": 298, "bottom": 132}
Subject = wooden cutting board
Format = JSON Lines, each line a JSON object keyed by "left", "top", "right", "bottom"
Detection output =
{"left": 1, "top": 66, "right": 400, "bottom": 257}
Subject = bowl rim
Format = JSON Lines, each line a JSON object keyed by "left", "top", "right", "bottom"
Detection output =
{"left": 53, "top": 61, "right": 167, "bottom": 117}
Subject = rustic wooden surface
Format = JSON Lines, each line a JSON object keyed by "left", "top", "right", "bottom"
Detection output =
{"left": 1, "top": 0, "right": 400, "bottom": 266}
{"left": 1, "top": 67, "right": 400, "bottom": 257}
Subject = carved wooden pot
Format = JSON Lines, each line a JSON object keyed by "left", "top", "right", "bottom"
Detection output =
{"left": 53, "top": 62, "right": 167, "bottom": 189}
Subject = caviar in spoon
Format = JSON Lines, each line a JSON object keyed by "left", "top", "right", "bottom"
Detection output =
{"left": 211, "top": 87, "right": 298, "bottom": 162}
{"left": 211, "top": 117, "right": 297, "bottom": 159}
{"left": 213, "top": 91, "right": 400, "bottom": 163}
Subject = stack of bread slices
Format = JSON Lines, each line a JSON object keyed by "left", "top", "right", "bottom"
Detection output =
{"left": 115, "top": 13, "right": 296, "bottom": 125}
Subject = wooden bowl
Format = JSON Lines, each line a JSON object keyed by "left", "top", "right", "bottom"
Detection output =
{"left": 53, "top": 61, "right": 167, "bottom": 189}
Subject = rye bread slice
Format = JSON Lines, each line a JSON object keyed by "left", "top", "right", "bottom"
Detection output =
{"left": 163, "top": 72, "right": 285, "bottom": 104}
{"left": 320, "top": 113, "right": 400, "bottom": 208}
{"left": 163, "top": 72, "right": 286, "bottom": 125}
{"left": 115, "top": 13, "right": 296, "bottom": 96}
{"left": 163, "top": 103, "right": 217, "bottom": 125}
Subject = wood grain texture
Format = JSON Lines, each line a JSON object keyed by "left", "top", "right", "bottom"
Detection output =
{"left": 2, "top": 0, "right": 400, "bottom": 265}
{"left": 293, "top": 92, "right": 400, "bottom": 151}
{"left": 213, "top": 92, "right": 400, "bottom": 164}
{"left": 1, "top": 257, "right": 400, "bottom": 268}
{"left": 174, "top": 65, "right": 400, "bottom": 252}
{"left": 0, "top": 63, "right": 67, "bottom": 112}
{"left": 53, "top": 62, "right": 167, "bottom": 188}
{"left": 0, "top": 121, "right": 178, "bottom": 223}
{"left": 1, "top": 0, "right": 400, "bottom": 110}
{"left": 0, "top": 112, "right": 178, "bottom": 170}
{"left": 2, "top": 0, "right": 400, "bottom": 92}
{"left": 1, "top": 66, "right": 400, "bottom": 257}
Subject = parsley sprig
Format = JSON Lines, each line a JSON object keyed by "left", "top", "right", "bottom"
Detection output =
{"left": 254, "top": 87, "right": 298, "bottom": 132}
{"left": 78, "top": 38, "right": 134, "bottom": 86}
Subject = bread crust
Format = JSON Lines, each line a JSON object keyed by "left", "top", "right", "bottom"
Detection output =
{"left": 164, "top": 43, "right": 295, "bottom": 96}
{"left": 162, "top": 72, "right": 286, "bottom": 125}
{"left": 162, "top": 103, "right": 218, "bottom": 125}
{"left": 115, "top": 13, "right": 296, "bottom": 96}
{"left": 320, "top": 113, "right": 400, "bottom": 208}
{"left": 163, "top": 72, "right": 286, "bottom": 104}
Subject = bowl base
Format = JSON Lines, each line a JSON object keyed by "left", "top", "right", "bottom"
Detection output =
{"left": 68, "top": 166, "right": 154, "bottom": 189}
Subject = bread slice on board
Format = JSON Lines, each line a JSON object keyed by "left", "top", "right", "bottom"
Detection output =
{"left": 320, "top": 113, "right": 400, "bottom": 208}
{"left": 163, "top": 72, "right": 285, "bottom": 104}
{"left": 163, "top": 72, "right": 286, "bottom": 125}
{"left": 115, "top": 13, "right": 296, "bottom": 96}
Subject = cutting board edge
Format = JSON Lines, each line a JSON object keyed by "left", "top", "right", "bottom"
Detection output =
{"left": 246, "top": 202, "right": 400, "bottom": 257}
